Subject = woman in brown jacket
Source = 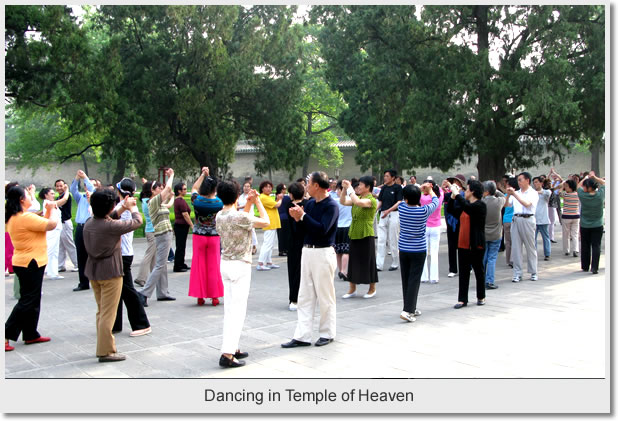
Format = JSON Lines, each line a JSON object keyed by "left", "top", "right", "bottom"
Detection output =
{"left": 83, "top": 189, "right": 142, "bottom": 362}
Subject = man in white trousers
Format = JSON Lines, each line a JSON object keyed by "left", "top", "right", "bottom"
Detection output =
{"left": 54, "top": 179, "right": 79, "bottom": 273}
{"left": 282, "top": 171, "right": 339, "bottom": 348}
{"left": 376, "top": 169, "right": 403, "bottom": 271}
{"left": 216, "top": 179, "right": 269, "bottom": 368}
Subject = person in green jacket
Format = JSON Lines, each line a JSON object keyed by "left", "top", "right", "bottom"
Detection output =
{"left": 577, "top": 171, "right": 605, "bottom": 274}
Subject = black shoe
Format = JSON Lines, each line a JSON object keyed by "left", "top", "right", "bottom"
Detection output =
{"left": 486, "top": 283, "right": 499, "bottom": 289}
{"left": 477, "top": 299, "right": 486, "bottom": 306}
{"left": 219, "top": 355, "right": 245, "bottom": 368}
{"left": 315, "top": 337, "right": 333, "bottom": 347}
{"left": 338, "top": 271, "right": 344, "bottom": 280}
{"left": 234, "top": 350, "right": 249, "bottom": 359}
{"left": 138, "top": 293, "right": 148, "bottom": 307}
{"left": 173, "top": 268, "right": 188, "bottom": 272}
{"left": 73, "top": 285, "right": 89, "bottom": 292}
{"left": 550, "top": 240, "right": 557, "bottom": 243}
{"left": 377, "top": 268, "right": 382, "bottom": 272}
{"left": 281, "top": 339, "right": 311, "bottom": 348}
{"left": 58, "top": 268, "right": 66, "bottom": 273}
{"left": 544, "top": 256, "right": 550, "bottom": 261}
{"left": 112, "top": 329, "right": 122, "bottom": 334}
{"left": 388, "top": 266, "right": 398, "bottom": 271}
{"left": 183, "top": 265, "right": 191, "bottom": 270}
{"left": 592, "top": 270, "right": 599, "bottom": 274}
{"left": 134, "top": 280, "right": 145, "bottom": 287}
{"left": 157, "top": 296, "right": 176, "bottom": 301}
{"left": 454, "top": 302, "right": 467, "bottom": 309}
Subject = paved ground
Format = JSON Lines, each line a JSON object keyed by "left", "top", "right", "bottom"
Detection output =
{"left": 4, "top": 223, "right": 606, "bottom": 378}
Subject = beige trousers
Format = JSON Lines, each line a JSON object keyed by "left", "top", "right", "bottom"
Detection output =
{"left": 91, "top": 276, "right": 123, "bottom": 357}
{"left": 135, "top": 231, "right": 156, "bottom": 282}
{"left": 293, "top": 247, "right": 337, "bottom": 342}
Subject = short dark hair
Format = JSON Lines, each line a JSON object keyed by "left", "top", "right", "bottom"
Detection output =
{"left": 384, "top": 169, "right": 397, "bottom": 178}
{"left": 140, "top": 181, "right": 153, "bottom": 200}
{"left": 358, "top": 175, "right": 375, "bottom": 191}
{"left": 583, "top": 178, "right": 598, "bottom": 191}
{"left": 54, "top": 179, "right": 65, "bottom": 186}
{"left": 518, "top": 172, "right": 532, "bottom": 183}
{"left": 288, "top": 182, "right": 305, "bottom": 200}
{"left": 216, "top": 180, "right": 240, "bottom": 205}
{"left": 275, "top": 183, "right": 287, "bottom": 195}
{"left": 402, "top": 185, "right": 421, "bottom": 206}
{"left": 199, "top": 176, "right": 218, "bottom": 196}
{"left": 259, "top": 180, "right": 273, "bottom": 194}
{"left": 396, "top": 176, "right": 405, "bottom": 184}
{"left": 38, "top": 187, "right": 53, "bottom": 200}
{"left": 468, "top": 180, "right": 484, "bottom": 199}
{"left": 90, "top": 188, "right": 117, "bottom": 218}
{"left": 174, "top": 182, "right": 186, "bottom": 196}
{"left": 532, "top": 176, "right": 542, "bottom": 184}
{"left": 310, "top": 172, "right": 330, "bottom": 189}
{"left": 296, "top": 178, "right": 305, "bottom": 183}
{"left": 565, "top": 179, "right": 577, "bottom": 191}
{"left": 507, "top": 177, "right": 519, "bottom": 190}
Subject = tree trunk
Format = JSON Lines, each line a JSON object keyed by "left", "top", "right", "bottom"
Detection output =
{"left": 112, "top": 157, "right": 127, "bottom": 184}
{"left": 302, "top": 156, "right": 310, "bottom": 179}
{"left": 477, "top": 152, "right": 507, "bottom": 182}
{"left": 590, "top": 139, "right": 601, "bottom": 174}
{"left": 81, "top": 154, "right": 89, "bottom": 177}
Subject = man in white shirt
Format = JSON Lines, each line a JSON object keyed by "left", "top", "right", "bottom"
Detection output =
{"left": 506, "top": 171, "right": 539, "bottom": 282}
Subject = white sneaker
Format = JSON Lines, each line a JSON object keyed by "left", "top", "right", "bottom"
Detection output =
{"left": 414, "top": 309, "right": 422, "bottom": 316}
{"left": 267, "top": 264, "right": 280, "bottom": 269}
{"left": 512, "top": 276, "right": 521, "bottom": 283}
{"left": 288, "top": 302, "right": 297, "bottom": 311}
{"left": 129, "top": 327, "right": 152, "bottom": 337}
{"left": 48, "top": 275, "right": 64, "bottom": 280}
{"left": 342, "top": 292, "right": 357, "bottom": 299}
{"left": 530, "top": 273, "right": 538, "bottom": 281}
{"left": 71, "top": 267, "right": 79, "bottom": 272}
{"left": 447, "top": 272, "right": 457, "bottom": 278}
{"left": 430, "top": 280, "right": 438, "bottom": 284}
{"left": 400, "top": 311, "right": 416, "bottom": 322}
{"left": 256, "top": 265, "right": 271, "bottom": 271}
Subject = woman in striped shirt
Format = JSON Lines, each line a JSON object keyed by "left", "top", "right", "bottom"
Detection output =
{"left": 397, "top": 183, "right": 438, "bottom": 322}
{"left": 560, "top": 179, "right": 580, "bottom": 257}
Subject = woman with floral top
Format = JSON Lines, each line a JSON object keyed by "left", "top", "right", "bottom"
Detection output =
{"left": 216, "top": 180, "right": 269, "bottom": 368}
{"left": 189, "top": 167, "right": 224, "bottom": 306}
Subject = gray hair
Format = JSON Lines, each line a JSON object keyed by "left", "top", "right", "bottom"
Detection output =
{"left": 483, "top": 180, "right": 496, "bottom": 196}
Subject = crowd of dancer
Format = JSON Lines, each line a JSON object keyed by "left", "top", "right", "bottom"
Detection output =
{"left": 5, "top": 165, "right": 605, "bottom": 369}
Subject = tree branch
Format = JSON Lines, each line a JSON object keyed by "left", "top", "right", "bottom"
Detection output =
{"left": 59, "top": 142, "right": 106, "bottom": 163}
{"left": 312, "top": 124, "right": 337, "bottom": 135}
{"left": 48, "top": 123, "right": 95, "bottom": 148}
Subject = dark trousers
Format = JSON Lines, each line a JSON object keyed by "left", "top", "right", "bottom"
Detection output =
{"left": 580, "top": 226, "right": 603, "bottom": 272}
{"left": 5, "top": 259, "right": 45, "bottom": 341}
{"left": 173, "top": 224, "right": 190, "bottom": 270}
{"left": 287, "top": 238, "right": 303, "bottom": 303}
{"left": 400, "top": 251, "right": 426, "bottom": 313}
{"left": 74, "top": 224, "right": 90, "bottom": 289}
{"left": 113, "top": 256, "right": 150, "bottom": 332}
{"left": 457, "top": 248, "right": 486, "bottom": 304}
{"left": 447, "top": 225, "right": 460, "bottom": 273}
{"left": 277, "top": 219, "right": 290, "bottom": 254}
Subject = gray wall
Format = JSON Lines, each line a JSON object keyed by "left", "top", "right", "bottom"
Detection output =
{"left": 5, "top": 148, "right": 605, "bottom": 188}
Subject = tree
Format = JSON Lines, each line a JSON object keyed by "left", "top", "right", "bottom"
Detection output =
{"left": 312, "top": 5, "right": 604, "bottom": 181}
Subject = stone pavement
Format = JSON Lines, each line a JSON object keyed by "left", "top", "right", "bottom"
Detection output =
{"left": 4, "top": 224, "right": 606, "bottom": 378}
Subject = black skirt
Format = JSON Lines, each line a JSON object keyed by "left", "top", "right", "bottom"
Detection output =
{"left": 334, "top": 227, "right": 350, "bottom": 254}
{"left": 347, "top": 236, "right": 379, "bottom": 284}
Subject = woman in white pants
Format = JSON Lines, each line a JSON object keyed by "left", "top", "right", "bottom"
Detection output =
{"left": 420, "top": 181, "right": 444, "bottom": 284}
{"left": 256, "top": 181, "right": 282, "bottom": 271}
{"left": 39, "top": 186, "right": 70, "bottom": 280}
{"left": 216, "top": 180, "right": 269, "bottom": 368}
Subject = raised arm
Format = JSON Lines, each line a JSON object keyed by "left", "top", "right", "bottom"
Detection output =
{"left": 160, "top": 168, "right": 175, "bottom": 203}
{"left": 192, "top": 167, "right": 208, "bottom": 194}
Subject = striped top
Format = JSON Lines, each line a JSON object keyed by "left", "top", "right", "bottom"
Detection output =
{"left": 398, "top": 196, "right": 439, "bottom": 253}
{"left": 148, "top": 193, "right": 173, "bottom": 236}
{"left": 561, "top": 191, "right": 580, "bottom": 219}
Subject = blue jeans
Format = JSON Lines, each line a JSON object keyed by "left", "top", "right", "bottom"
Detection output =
{"left": 482, "top": 239, "right": 501, "bottom": 285}
{"left": 535, "top": 224, "right": 551, "bottom": 257}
